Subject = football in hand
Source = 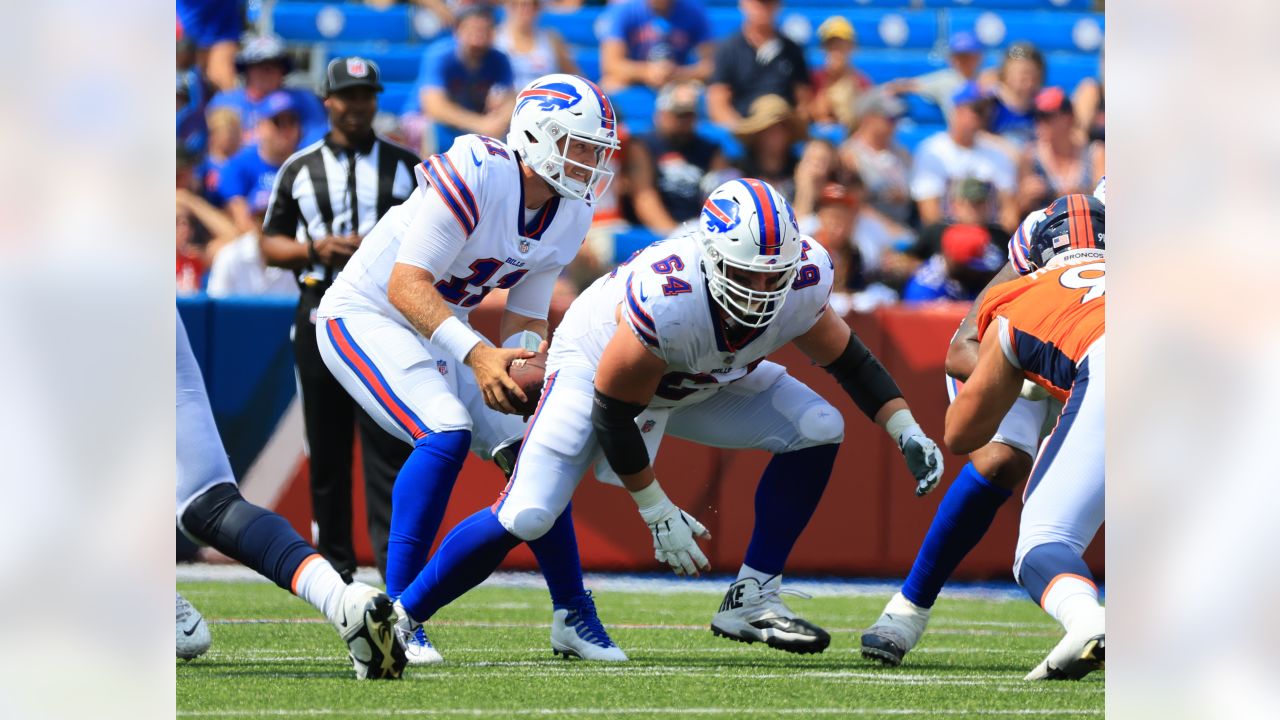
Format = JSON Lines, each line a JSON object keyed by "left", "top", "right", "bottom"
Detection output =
{"left": 507, "top": 351, "right": 547, "bottom": 416}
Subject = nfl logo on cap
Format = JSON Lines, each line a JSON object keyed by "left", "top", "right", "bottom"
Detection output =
{"left": 347, "top": 58, "right": 368, "bottom": 77}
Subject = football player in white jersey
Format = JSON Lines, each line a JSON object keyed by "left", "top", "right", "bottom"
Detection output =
{"left": 387, "top": 178, "right": 945, "bottom": 656}
{"left": 315, "top": 74, "right": 626, "bottom": 663}
{"left": 861, "top": 179, "right": 1106, "bottom": 667}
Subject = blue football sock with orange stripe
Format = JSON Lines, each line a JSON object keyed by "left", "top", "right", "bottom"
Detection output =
{"left": 181, "top": 483, "right": 316, "bottom": 592}
{"left": 902, "top": 462, "right": 1011, "bottom": 608}
{"left": 399, "top": 508, "right": 521, "bottom": 622}
{"left": 527, "top": 503, "right": 588, "bottom": 609}
{"left": 1017, "top": 542, "right": 1095, "bottom": 604}
{"left": 384, "top": 430, "right": 471, "bottom": 600}
{"left": 743, "top": 443, "right": 838, "bottom": 575}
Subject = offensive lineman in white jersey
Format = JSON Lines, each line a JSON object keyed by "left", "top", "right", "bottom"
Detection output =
{"left": 316, "top": 74, "right": 626, "bottom": 663}
{"left": 389, "top": 178, "right": 946, "bottom": 655}
{"left": 862, "top": 177, "right": 1106, "bottom": 667}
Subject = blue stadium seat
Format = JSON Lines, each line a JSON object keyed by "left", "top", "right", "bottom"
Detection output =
{"left": 695, "top": 122, "right": 744, "bottom": 162}
{"left": 1043, "top": 52, "right": 1100, "bottom": 91}
{"left": 322, "top": 43, "right": 425, "bottom": 84}
{"left": 948, "top": 10, "right": 1105, "bottom": 54}
{"left": 804, "top": 48, "right": 947, "bottom": 84}
{"left": 610, "top": 86, "right": 657, "bottom": 126}
{"left": 379, "top": 82, "right": 416, "bottom": 116}
{"left": 922, "top": 0, "right": 1092, "bottom": 9}
{"left": 612, "top": 226, "right": 660, "bottom": 264}
{"left": 271, "top": 3, "right": 414, "bottom": 43}
{"left": 707, "top": 8, "right": 938, "bottom": 49}
{"left": 895, "top": 121, "right": 943, "bottom": 154}
{"left": 540, "top": 8, "right": 608, "bottom": 48}
{"left": 572, "top": 46, "right": 601, "bottom": 83}
{"left": 901, "top": 94, "right": 945, "bottom": 125}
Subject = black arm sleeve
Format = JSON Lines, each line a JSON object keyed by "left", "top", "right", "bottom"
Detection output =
{"left": 823, "top": 332, "right": 903, "bottom": 421}
{"left": 591, "top": 390, "right": 650, "bottom": 477}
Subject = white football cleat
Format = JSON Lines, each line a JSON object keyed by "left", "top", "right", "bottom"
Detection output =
{"left": 176, "top": 592, "right": 211, "bottom": 660}
{"left": 861, "top": 591, "right": 932, "bottom": 667}
{"left": 394, "top": 600, "right": 444, "bottom": 665}
{"left": 550, "top": 591, "right": 628, "bottom": 661}
{"left": 711, "top": 576, "right": 830, "bottom": 654}
{"left": 333, "top": 582, "right": 406, "bottom": 679}
{"left": 1025, "top": 607, "right": 1105, "bottom": 681}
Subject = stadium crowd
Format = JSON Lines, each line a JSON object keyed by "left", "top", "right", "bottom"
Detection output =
{"left": 176, "top": 0, "right": 1104, "bottom": 311}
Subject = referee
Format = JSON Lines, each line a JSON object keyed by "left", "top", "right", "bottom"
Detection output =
{"left": 260, "top": 57, "right": 419, "bottom": 582}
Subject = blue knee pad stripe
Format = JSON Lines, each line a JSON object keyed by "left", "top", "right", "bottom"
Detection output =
{"left": 1025, "top": 361, "right": 1091, "bottom": 501}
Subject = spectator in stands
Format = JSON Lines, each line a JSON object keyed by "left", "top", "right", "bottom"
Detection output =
{"left": 839, "top": 91, "right": 913, "bottom": 226}
{"left": 901, "top": 222, "right": 1003, "bottom": 305}
{"left": 908, "top": 177, "right": 1005, "bottom": 263}
{"left": 628, "top": 81, "right": 728, "bottom": 234}
{"left": 809, "top": 17, "right": 872, "bottom": 130}
{"left": 1072, "top": 48, "right": 1105, "bottom": 144}
{"left": 708, "top": 0, "right": 812, "bottom": 128}
{"left": 1016, "top": 86, "right": 1104, "bottom": 217}
{"left": 497, "top": 0, "right": 581, "bottom": 92}
{"left": 195, "top": 108, "right": 242, "bottom": 204}
{"left": 176, "top": 188, "right": 238, "bottom": 295}
{"left": 176, "top": 0, "right": 241, "bottom": 92}
{"left": 985, "top": 41, "right": 1045, "bottom": 149}
{"left": 216, "top": 92, "right": 303, "bottom": 234}
{"left": 417, "top": 5, "right": 515, "bottom": 153}
{"left": 885, "top": 31, "right": 982, "bottom": 123}
{"left": 732, "top": 94, "right": 805, "bottom": 199}
{"left": 599, "top": 0, "right": 714, "bottom": 92}
{"left": 206, "top": 35, "right": 328, "bottom": 147}
{"left": 802, "top": 179, "right": 916, "bottom": 310}
{"left": 792, "top": 138, "right": 841, "bottom": 221}
{"left": 177, "top": 72, "right": 207, "bottom": 156}
{"left": 910, "top": 82, "right": 1018, "bottom": 231}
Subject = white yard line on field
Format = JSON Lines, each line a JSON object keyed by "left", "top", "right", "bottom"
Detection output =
{"left": 178, "top": 708, "right": 1102, "bottom": 717}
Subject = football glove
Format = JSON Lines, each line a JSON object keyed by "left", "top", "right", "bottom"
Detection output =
{"left": 885, "top": 410, "right": 945, "bottom": 497}
{"left": 629, "top": 481, "right": 711, "bottom": 576}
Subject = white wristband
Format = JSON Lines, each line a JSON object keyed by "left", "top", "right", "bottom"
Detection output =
{"left": 431, "top": 315, "right": 486, "bottom": 363}
{"left": 629, "top": 480, "right": 670, "bottom": 522}
{"left": 884, "top": 409, "right": 919, "bottom": 446}
{"left": 502, "top": 330, "right": 543, "bottom": 351}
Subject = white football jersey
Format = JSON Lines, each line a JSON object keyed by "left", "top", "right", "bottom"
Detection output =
{"left": 549, "top": 228, "right": 835, "bottom": 409}
{"left": 319, "top": 133, "right": 591, "bottom": 327}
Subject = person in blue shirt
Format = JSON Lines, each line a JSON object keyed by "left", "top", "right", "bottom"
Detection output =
{"left": 900, "top": 223, "right": 1003, "bottom": 304}
{"left": 598, "top": 0, "right": 714, "bottom": 91}
{"left": 986, "top": 42, "right": 1046, "bottom": 149}
{"left": 206, "top": 34, "right": 328, "bottom": 148}
{"left": 215, "top": 91, "right": 302, "bottom": 234}
{"left": 413, "top": 5, "right": 515, "bottom": 154}
{"left": 176, "top": 0, "right": 241, "bottom": 92}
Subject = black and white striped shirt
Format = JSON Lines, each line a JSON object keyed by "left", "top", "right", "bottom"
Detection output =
{"left": 263, "top": 133, "right": 420, "bottom": 286}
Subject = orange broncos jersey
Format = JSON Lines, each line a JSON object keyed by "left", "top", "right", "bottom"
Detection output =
{"left": 976, "top": 259, "right": 1105, "bottom": 402}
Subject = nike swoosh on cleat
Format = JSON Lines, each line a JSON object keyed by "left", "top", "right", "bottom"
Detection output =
{"left": 182, "top": 619, "right": 202, "bottom": 637}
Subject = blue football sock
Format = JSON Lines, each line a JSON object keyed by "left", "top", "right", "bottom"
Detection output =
{"left": 399, "top": 508, "right": 521, "bottom": 622}
{"left": 901, "top": 462, "right": 1012, "bottom": 608}
{"left": 1017, "top": 542, "right": 1094, "bottom": 603}
{"left": 743, "top": 443, "right": 839, "bottom": 575}
{"left": 528, "top": 503, "right": 588, "bottom": 609}
{"left": 181, "top": 483, "right": 316, "bottom": 592}
{"left": 384, "top": 430, "right": 471, "bottom": 599}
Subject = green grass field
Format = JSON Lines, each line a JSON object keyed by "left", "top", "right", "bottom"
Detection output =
{"left": 177, "top": 576, "right": 1103, "bottom": 719}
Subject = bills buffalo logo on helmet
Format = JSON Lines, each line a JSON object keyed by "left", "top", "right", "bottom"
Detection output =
{"left": 702, "top": 197, "right": 741, "bottom": 234}
{"left": 515, "top": 82, "right": 583, "bottom": 114}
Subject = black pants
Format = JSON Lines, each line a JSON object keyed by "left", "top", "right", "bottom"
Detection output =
{"left": 293, "top": 286, "right": 412, "bottom": 580}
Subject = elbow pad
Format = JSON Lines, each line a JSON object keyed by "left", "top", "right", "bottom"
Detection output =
{"left": 591, "top": 390, "right": 650, "bottom": 476}
{"left": 823, "top": 333, "right": 903, "bottom": 421}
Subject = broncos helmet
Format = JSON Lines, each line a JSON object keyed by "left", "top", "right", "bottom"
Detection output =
{"left": 1023, "top": 193, "right": 1105, "bottom": 271}
{"left": 697, "top": 178, "right": 803, "bottom": 328}
{"left": 507, "top": 73, "right": 620, "bottom": 201}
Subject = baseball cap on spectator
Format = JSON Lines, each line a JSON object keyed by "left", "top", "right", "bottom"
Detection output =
{"left": 656, "top": 82, "right": 699, "bottom": 115}
{"left": 1034, "top": 86, "right": 1073, "bottom": 118}
{"left": 818, "top": 17, "right": 856, "bottom": 45}
{"left": 323, "top": 56, "right": 384, "bottom": 96}
{"left": 941, "top": 224, "right": 1003, "bottom": 272}
{"left": 734, "top": 94, "right": 807, "bottom": 139}
{"left": 260, "top": 91, "right": 300, "bottom": 121}
{"left": 236, "top": 34, "right": 293, "bottom": 73}
{"left": 952, "top": 177, "right": 991, "bottom": 204}
{"left": 856, "top": 90, "right": 906, "bottom": 121}
{"left": 818, "top": 182, "right": 856, "bottom": 208}
{"left": 948, "top": 31, "right": 981, "bottom": 55}
{"left": 952, "top": 81, "right": 991, "bottom": 108}
{"left": 455, "top": 4, "right": 497, "bottom": 24}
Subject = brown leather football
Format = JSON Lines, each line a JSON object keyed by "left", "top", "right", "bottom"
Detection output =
{"left": 507, "top": 351, "right": 548, "bottom": 416}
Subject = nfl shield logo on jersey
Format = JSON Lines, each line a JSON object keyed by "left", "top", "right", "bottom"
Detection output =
{"left": 437, "top": 360, "right": 448, "bottom": 375}
{"left": 519, "top": 238, "right": 531, "bottom": 254}
{"left": 641, "top": 420, "right": 656, "bottom": 433}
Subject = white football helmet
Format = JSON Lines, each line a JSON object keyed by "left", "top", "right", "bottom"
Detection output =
{"left": 697, "top": 179, "right": 803, "bottom": 328}
{"left": 507, "top": 73, "right": 620, "bottom": 201}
